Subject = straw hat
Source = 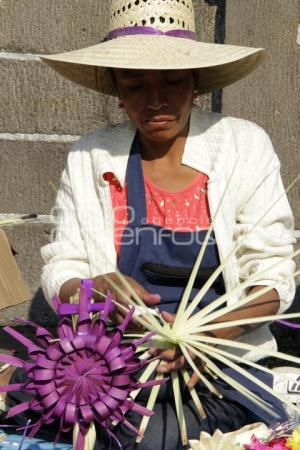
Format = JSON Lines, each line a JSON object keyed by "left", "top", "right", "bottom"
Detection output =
{"left": 42, "top": 0, "right": 266, "bottom": 96}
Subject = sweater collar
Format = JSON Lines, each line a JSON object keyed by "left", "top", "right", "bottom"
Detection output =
{"left": 182, "top": 106, "right": 227, "bottom": 178}
{"left": 93, "top": 106, "right": 228, "bottom": 188}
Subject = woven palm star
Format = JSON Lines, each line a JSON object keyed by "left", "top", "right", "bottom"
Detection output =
{"left": 0, "top": 280, "right": 164, "bottom": 450}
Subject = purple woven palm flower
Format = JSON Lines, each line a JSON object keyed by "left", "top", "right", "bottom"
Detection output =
{"left": 0, "top": 280, "right": 164, "bottom": 450}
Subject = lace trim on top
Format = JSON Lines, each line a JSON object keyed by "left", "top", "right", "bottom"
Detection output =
{"left": 104, "top": 171, "right": 211, "bottom": 254}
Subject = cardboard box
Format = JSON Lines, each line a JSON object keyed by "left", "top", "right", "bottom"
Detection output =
{"left": 0, "top": 229, "right": 31, "bottom": 309}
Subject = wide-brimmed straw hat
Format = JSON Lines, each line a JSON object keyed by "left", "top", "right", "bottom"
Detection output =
{"left": 42, "top": 0, "right": 266, "bottom": 96}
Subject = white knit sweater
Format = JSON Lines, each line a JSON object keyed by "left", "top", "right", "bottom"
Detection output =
{"left": 41, "top": 106, "right": 296, "bottom": 361}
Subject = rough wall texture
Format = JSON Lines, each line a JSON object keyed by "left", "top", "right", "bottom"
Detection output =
{"left": 0, "top": 0, "right": 218, "bottom": 52}
{"left": 0, "top": 0, "right": 298, "bottom": 325}
{"left": 0, "top": 1, "right": 217, "bottom": 323}
{"left": 223, "top": 0, "right": 300, "bottom": 346}
{"left": 223, "top": 0, "right": 300, "bottom": 228}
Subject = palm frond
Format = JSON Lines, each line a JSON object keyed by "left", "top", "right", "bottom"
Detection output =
{"left": 136, "top": 373, "right": 164, "bottom": 443}
{"left": 182, "top": 369, "right": 206, "bottom": 418}
{"left": 103, "top": 175, "right": 300, "bottom": 444}
{"left": 174, "top": 159, "right": 239, "bottom": 326}
{"left": 171, "top": 371, "right": 188, "bottom": 445}
{"left": 0, "top": 214, "right": 38, "bottom": 228}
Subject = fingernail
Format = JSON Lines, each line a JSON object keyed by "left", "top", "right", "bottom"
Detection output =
{"left": 158, "top": 368, "right": 168, "bottom": 374}
{"left": 147, "top": 294, "right": 161, "bottom": 301}
{"left": 157, "top": 362, "right": 168, "bottom": 372}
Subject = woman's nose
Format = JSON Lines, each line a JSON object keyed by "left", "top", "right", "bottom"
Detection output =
{"left": 147, "top": 86, "right": 167, "bottom": 110}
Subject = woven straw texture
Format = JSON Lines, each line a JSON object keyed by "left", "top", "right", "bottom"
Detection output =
{"left": 42, "top": 0, "right": 266, "bottom": 96}
{"left": 109, "top": 0, "right": 195, "bottom": 32}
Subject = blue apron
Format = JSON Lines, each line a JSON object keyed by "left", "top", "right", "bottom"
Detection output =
{"left": 116, "top": 135, "right": 287, "bottom": 430}
{"left": 118, "top": 135, "right": 224, "bottom": 314}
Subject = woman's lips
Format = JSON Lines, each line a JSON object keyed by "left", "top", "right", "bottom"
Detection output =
{"left": 145, "top": 116, "right": 176, "bottom": 129}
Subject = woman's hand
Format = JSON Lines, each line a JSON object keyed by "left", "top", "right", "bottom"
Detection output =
{"left": 149, "top": 311, "right": 204, "bottom": 388}
{"left": 59, "top": 274, "right": 160, "bottom": 327}
{"left": 92, "top": 273, "right": 161, "bottom": 325}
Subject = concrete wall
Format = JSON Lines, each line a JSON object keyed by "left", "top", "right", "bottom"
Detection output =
{"left": 223, "top": 0, "right": 300, "bottom": 228}
{"left": 223, "top": 0, "right": 300, "bottom": 319}
{"left": 0, "top": 1, "right": 217, "bottom": 324}
{"left": 0, "top": 0, "right": 298, "bottom": 325}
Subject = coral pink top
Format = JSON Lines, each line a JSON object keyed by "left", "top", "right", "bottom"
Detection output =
{"left": 104, "top": 171, "right": 211, "bottom": 254}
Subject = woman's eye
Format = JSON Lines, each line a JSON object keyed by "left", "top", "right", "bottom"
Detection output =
{"left": 166, "top": 77, "right": 183, "bottom": 85}
{"left": 127, "top": 84, "right": 143, "bottom": 91}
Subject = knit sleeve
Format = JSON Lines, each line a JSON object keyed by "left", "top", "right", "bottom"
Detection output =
{"left": 41, "top": 160, "right": 91, "bottom": 304}
{"left": 234, "top": 123, "right": 296, "bottom": 313}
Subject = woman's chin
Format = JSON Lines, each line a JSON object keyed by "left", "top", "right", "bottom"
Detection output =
{"left": 141, "top": 128, "right": 181, "bottom": 143}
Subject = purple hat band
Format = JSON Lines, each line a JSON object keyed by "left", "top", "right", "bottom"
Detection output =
{"left": 106, "top": 26, "right": 197, "bottom": 41}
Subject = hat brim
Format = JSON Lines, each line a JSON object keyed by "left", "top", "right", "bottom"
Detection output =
{"left": 41, "top": 35, "right": 266, "bottom": 96}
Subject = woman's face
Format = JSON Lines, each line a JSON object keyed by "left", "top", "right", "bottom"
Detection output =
{"left": 113, "top": 69, "right": 196, "bottom": 143}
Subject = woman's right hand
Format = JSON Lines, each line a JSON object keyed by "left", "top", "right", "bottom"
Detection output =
{"left": 92, "top": 273, "right": 161, "bottom": 325}
{"left": 92, "top": 273, "right": 159, "bottom": 304}
{"left": 59, "top": 273, "right": 161, "bottom": 326}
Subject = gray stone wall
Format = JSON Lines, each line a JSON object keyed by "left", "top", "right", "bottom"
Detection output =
{"left": 0, "top": 0, "right": 298, "bottom": 325}
{"left": 223, "top": 0, "right": 300, "bottom": 228}
{"left": 223, "top": 0, "right": 300, "bottom": 338}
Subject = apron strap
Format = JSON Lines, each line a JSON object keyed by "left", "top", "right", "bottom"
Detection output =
{"left": 125, "top": 133, "right": 147, "bottom": 227}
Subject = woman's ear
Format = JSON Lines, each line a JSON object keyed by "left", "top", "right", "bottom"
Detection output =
{"left": 193, "top": 89, "right": 200, "bottom": 99}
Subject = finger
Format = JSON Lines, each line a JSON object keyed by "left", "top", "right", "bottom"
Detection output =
{"left": 157, "top": 361, "right": 174, "bottom": 373}
{"left": 157, "top": 355, "right": 185, "bottom": 373}
{"left": 156, "top": 360, "right": 169, "bottom": 373}
{"left": 161, "top": 311, "right": 176, "bottom": 323}
{"left": 149, "top": 345, "right": 182, "bottom": 359}
{"left": 148, "top": 346, "right": 158, "bottom": 356}
{"left": 127, "top": 278, "right": 161, "bottom": 304}
{"left": 133, "top": 287, "right": 161, "bottom": 305}
{"left": 172, "top": 355, "right": 186, "bottom": 371}
{"left": 187, "top": 372, "right": 200, "bottom": 389}
{"left": 92, "top": 280, "right": 109, "bottom": 301}
{"left": 125, "top": 321, "right": 146, "bottom": 332}
{"left": 103, "top": 275, "right": 131, "bottom": 305}
{"left": 113, "top": 286, "right": 132, "bottom": 306}
{"left": 149, "top": 348, "right": 178, "bottom": 360}
{"left": 117, "top": 291, "right": 133, "bottom": 306}
{"left": 93, "top": 290, "right": 106, "bottom": 302}
{"left": 142, "top": 293, "right": 161, "bottom": 305}
{"left": 112, "top": 290, "right": 132, "bottom": 315}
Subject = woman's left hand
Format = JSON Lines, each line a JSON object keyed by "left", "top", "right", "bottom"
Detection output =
{"left": 149, "top": 311, "right": 204, "bottom": 388}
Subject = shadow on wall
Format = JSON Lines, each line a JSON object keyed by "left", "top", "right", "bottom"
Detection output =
{"left": 29, "top": 288, "right": 58, "bottom": 326}
{"left": 204, "top": 0, "right": 226, "bottom": 113}
{"left": 204, "top": 0, "right": 225, "bottom": 44}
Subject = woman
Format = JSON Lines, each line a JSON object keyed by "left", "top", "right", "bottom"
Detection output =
{"left": 1, "top": 1, "right": 296, "bottom": 449}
